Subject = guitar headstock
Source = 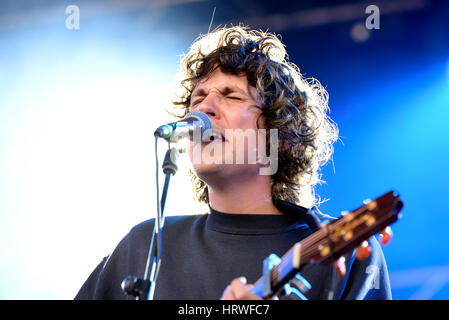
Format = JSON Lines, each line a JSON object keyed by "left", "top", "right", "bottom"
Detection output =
{"left": 304, "top": 190, "right": 404, "bottom": 265}
{"left": 251, "top": 190, "right": 404, "bottom": 299}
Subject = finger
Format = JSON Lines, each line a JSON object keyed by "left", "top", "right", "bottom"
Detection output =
{"left": 230, "top": 277, "right": 261, "bottom": 300}
{"left": 220, "top": 285, "right": 236, "bottom": 300}
{"left": 230, "top": 277, "right": 248, "bottom": 299}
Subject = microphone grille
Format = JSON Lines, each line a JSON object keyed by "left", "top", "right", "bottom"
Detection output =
{"left": 183, "top": 111, "right": 213, "bottom": 132}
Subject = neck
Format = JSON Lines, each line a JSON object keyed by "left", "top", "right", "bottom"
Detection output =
{"left": 207, "top": 175, "right": 283, "bottom": 215}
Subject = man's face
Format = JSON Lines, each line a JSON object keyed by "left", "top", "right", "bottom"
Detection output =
{"left": 187, "top": 67, "right": 266, "bottom": 182}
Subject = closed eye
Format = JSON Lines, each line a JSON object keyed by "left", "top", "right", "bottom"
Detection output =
{"left": 191, "top": 98, "right": 204, "bottom": 106}
{"left": 192, "top": 96, "right": 242, "bottom": 106}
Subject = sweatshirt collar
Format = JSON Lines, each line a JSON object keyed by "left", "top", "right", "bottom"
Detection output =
{"left": 205, "top": 201, "right": 310, "bottom": 235}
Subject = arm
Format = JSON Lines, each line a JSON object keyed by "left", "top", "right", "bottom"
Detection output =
{"left": 338, "top": 236, "right": 392, "bottom": 300}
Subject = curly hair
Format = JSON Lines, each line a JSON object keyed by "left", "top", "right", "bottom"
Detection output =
{"left": 170, "top": 25, "right": 338, "bottom": 208}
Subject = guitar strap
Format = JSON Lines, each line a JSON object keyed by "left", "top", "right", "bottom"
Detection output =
{"left": 273, "top": 198, "right": 332, "bottom": 233}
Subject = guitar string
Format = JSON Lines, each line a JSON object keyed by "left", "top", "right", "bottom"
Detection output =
{"left": 271, "top": 236, "right": 330, "bottom": 284}
{"left": 289, "top": 206, "right": 370, "bottom": 265}
{"left": 271, "top": 208, "right": 373, "bottom": 284}
{"left": 270, "top": 200, "right": 394, "bottom": 286}
{"left": 299, "top": 205, "right": 369, "bottom": 247}
{"left": 270, "top": 240, "right": 330, "bottom": 287}
{"left": 298, "top": 206, "right": 372, "bottom": 258}
{"left": 294, "top": 204, "right": 393, "bottom": 270}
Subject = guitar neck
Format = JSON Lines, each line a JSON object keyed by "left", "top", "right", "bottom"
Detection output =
{"left": 250, "top": 228, "right": 328, "bottom": 298}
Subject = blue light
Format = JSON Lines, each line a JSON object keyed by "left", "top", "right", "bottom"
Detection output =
{"left": 446, "top": 57, "right": 449, "bottom": 87}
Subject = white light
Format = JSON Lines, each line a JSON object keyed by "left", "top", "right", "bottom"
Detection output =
{"left": 0, "top": 63, "right": 204, "bottom": 299}
{"left": 350, "top": 22, "right": 371, "bottom": 43}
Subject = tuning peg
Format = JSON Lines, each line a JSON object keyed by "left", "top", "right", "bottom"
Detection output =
{"left": 379, "top": 226, "right": 393, "bottom": 246}
{"left": 363, "top": 198, "right": 372, "bottom": 204}
{"left": 334, "top": 256, "right": 346, "bottom": 277}
{"left": 356, "top": 241, "right": 372, "bottom": 260}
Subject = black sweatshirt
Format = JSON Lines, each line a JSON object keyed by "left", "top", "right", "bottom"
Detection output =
{"left": 75, "top": 202, "right": 392, "bottom": 300}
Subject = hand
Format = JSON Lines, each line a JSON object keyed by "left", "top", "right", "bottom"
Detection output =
{"left": 220, "top": 277, "right": 261, "bottom": 300}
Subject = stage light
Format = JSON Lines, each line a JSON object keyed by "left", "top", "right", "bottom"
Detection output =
{"left": 350, "top": 22, "right": 371, "bottom": 43}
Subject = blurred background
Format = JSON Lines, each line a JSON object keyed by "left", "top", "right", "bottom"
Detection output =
{"left": 0, "top": 0, "right": 448, "bottom": 299}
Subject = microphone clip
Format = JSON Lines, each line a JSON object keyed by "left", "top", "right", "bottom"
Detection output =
{"left": 121, "top": 276, "right": 150, "bottom": 300}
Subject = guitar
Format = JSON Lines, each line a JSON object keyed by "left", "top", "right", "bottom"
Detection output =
{"left": 250, "top": 190, "right": 404, "bottom": 299}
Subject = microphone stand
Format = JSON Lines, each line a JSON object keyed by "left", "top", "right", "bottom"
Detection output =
{"left": 121, "top": 144, "right": 178, "bottom": 300}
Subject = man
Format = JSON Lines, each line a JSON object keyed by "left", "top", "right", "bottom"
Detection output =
{"left": 75, "top": 26, "right": 391, "bottom": 300}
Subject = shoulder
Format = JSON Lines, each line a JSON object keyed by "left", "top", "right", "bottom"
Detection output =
{"left": 339, "top": 235, "right": 392, "bottom": 299}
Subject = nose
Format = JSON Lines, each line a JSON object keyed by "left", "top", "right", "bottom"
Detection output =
{"left": 196, "top": 92, "right": 221, "bottom": 120}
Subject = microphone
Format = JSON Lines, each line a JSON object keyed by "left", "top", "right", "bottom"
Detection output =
{"left": 154, "top": 111, "right": 213, "bottom": 141}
